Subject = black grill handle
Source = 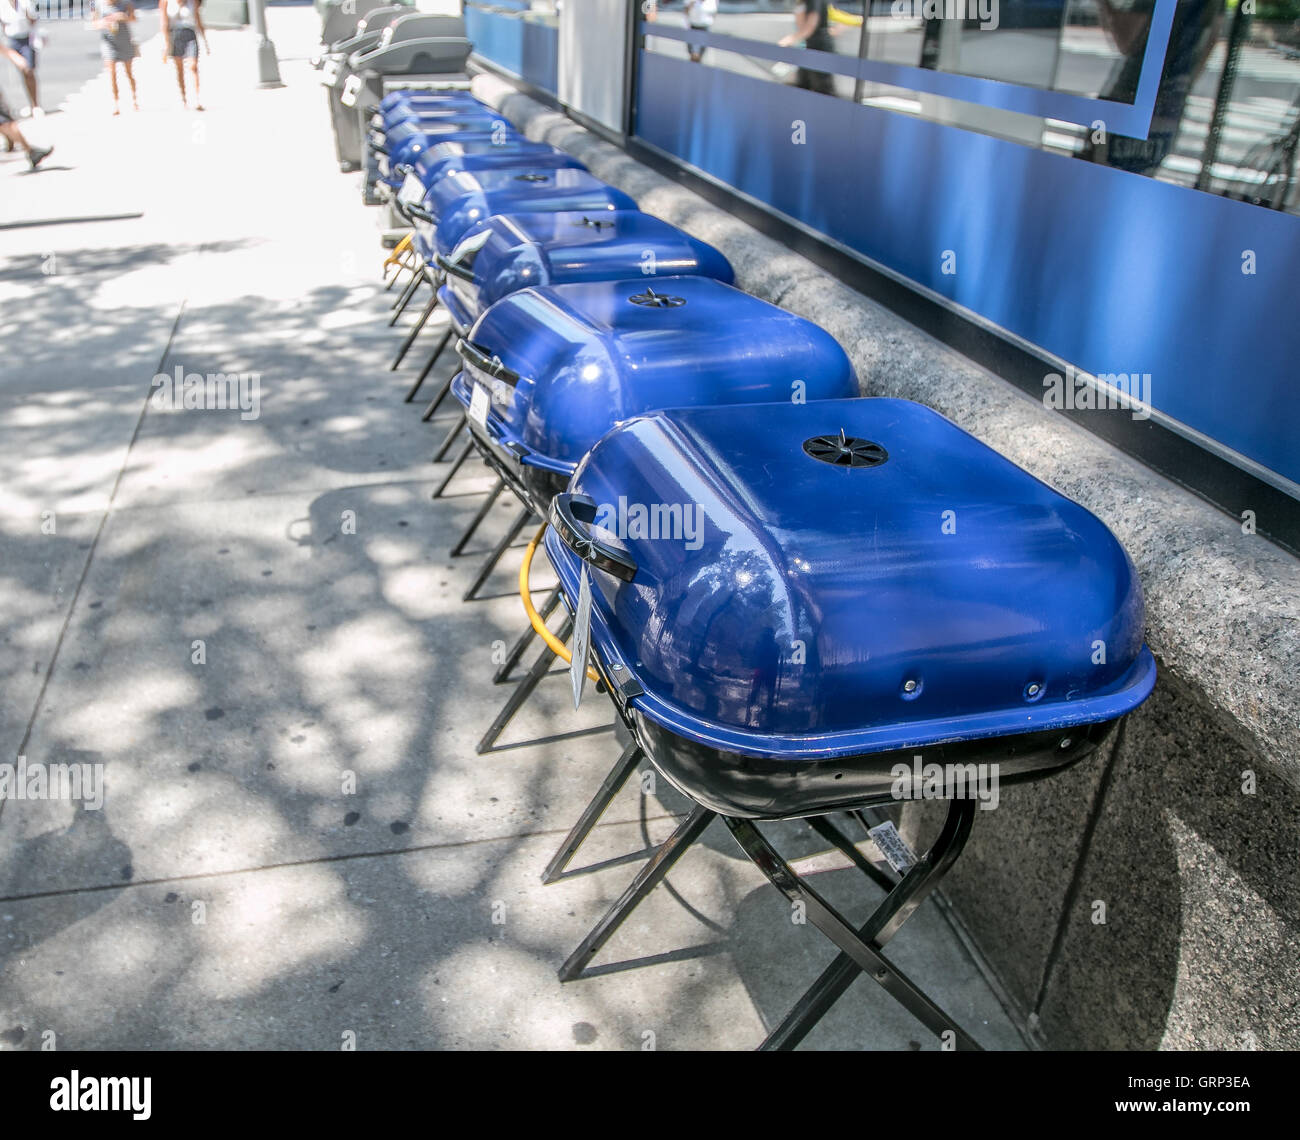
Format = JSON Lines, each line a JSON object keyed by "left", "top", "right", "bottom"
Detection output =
{"left": 549, "top": 493, "right": 637, "bottom": 583}
{"left": 455, "top": 338, "right": 522, "bottom": 387}
{"left": 406, "top": 202, "right": 434, "bottom": 224}
{"left": 434, "top": 253, "right": 475, "bottom": 282}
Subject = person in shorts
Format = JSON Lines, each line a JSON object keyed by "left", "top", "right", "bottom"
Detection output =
{"left": 779, "top": 0, "right": 838, "bottom": 97}
{"left": 161, "top": 0, "right": 209, "bottom": 111}
{"left": 0, "top": 83, "right": 51, "bottom": 168}
{"left": 94, "top": 0, "right": 139, "bottom": 115}
{"left": 0, "top": 0, "right": 39, "bottom": 115}
{"left": 683, "top": 0, "right": 716, "bottom": 63}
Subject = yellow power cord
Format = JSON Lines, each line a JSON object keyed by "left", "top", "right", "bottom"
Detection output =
{"left": 383, "top": 232, "right": 414, "bottom": 274}
{"left": 520, "top": 523, "right": 601, "bottom": 683}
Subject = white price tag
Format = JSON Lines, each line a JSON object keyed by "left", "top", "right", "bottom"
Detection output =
{"left": 570, "top": 565, "right": 592, "bottom": 710}
{"left": 868, "top": 821, "right": 918, "bottom": 874}
{"left": 398, "top": 172, "right": 425, "bottom": 206}
{"left": 468, "top": 383, "right": 491, "bottom": 428}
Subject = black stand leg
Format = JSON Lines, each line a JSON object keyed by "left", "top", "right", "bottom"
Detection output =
{"left": 449, "top": 478, "right": 505, "bottom": 557}
{"left": 384, "top": 261, "right": 410, "bottom": 291}
{"left": 476, "top": 615, "right": 571, "bottom": 754}
{"left": 541, "top": 741, "right": 644, "bottom": 885}
{"left": 558, "top": 805, "right": 716, "bottom": 982}
{"left": 463, "top": 507, "right": 532, "bottom": 602}
{"left": 432, "top": 413, "right": 467, "bottom": 465}
{"left": 807, "top": 815, "right": 896, "bottom": 895}
{"left": 727, "top": 802, "right": 982, "bottom": 1052}
{"left": 390, "top": 292, "right": 439, "bottom": 370}
{"left": 494, "top": 586, "right": 560, "bottom": 683}
{"left": 406, "top": 328, "right": 455, "bottom": 404}
{"left": 432, "top": 438, "right": 475, "bottom": 500}
{"left": 389, "top": 269, "right": 423, "bottom": 321}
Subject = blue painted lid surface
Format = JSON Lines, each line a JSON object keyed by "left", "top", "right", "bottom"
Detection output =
{"left": 544, "top": 397, "right": 1155, "bottom": 759}
{"left": 425, "top": 169, "right": 638, "bottom": 253}
{"left": 379, "top": 90, "right": 487, "bottom": 112}
{"left": 457, "top": 277, "right": 857, "bottom": 472}
{"left": 384, "top": 120, "right": 520, "bottom": 170}
{"left": 442, "top": 210, "right": 734, "bottom": 323}
{"left": 410, "top": 140, "right": 580, "bottom": 187}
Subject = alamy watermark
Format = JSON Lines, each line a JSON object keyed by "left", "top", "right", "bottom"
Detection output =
{"left": 890, "top": 0, "right": 1000, "bottom": 31}
{"left": 150, "top": 366, "right": 262, "bottom": 421}
{"left": 0, "top": 756, "right": 104, "bottom": 811}
{"left": 1043, "top": 364, "right": 1151, "bottom": 421}
{"left": 891, "top": 754, "right": 1000, "bottom": 810}
{"left": 594, "top": 496, "right": 704, "bottom": 551}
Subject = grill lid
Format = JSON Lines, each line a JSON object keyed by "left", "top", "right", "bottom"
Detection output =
{"left": 440, "top": 209, "right": 734, "bottom": 320}
{"left": 409, "top": 140, "right": 582, "bottom": 189}
{"left": 545, "top": 398, "right": 1154, "bottom": 758}
{"left": 425, "top": 169, "right": 638, "bottom": 254}
{"left": 457, "top": 276, "right": 857, "bottom": 472}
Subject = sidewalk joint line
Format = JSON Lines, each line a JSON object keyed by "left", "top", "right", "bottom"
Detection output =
{"left": 4, "top": 299, "right": 190, "bottom": 778}
{"left": 0, "top": 811, "right": 687, "bottom": 904}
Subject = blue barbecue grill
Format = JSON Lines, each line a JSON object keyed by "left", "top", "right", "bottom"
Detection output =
{"left": 455, "top": 278, "right": 859, "bottom": 750}
{"left": 399, "top": 210, "right": 732, "bottom": 415}
{"left": 417, "top": 168, "right": 639, "bottom": 259}
{"left": 379, "top": 90, "right": 489, "bottom": 115}
{"left": 535, "top": 396, "right": 1155, "bottom": 1048}
{"left": 405, "top": 141, "right": 586, "bottom": 192}
{"left": 375, "top": 116, "right": 520, "bottom": 181}
{"left": 452, "top": 276, "right": 852, "bottom": 510}
{"left": 384, "top": 170, "right": 637, "bottom": 384}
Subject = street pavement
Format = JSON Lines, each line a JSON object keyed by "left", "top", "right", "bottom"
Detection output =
{"left": 0, "top": 7, "right": 1024, "bottom": 1050}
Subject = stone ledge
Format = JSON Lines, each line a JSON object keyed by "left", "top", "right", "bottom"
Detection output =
{"left": 470, "top": 72, "right": 1300, "bottom": 784}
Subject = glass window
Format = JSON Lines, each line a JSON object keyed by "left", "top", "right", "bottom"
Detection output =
{"left": 640, "top": 1, "right": 1300, "bottom": 214}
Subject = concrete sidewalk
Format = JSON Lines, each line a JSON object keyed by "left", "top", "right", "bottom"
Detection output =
{"left": 0, "top": 9, "right": 1023, "bottom": 1050}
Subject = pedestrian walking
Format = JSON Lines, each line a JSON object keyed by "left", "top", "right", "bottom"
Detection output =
{"left": 161, "top": 0, "right": 209, "bottom": 111}
{"left": 683, "top": 0, "right": 716, "bottom": 63}
{"left": 0, "top": 81, "right": 50, "bottom": 168}
{"left": 779, "top": 0, "right": 837, "bottom": 97}
{"left": 0, "top": 0, "right": 40, "bottom": 115}
{"left": 94, "top": 0, "right": 139, "bottom": 115}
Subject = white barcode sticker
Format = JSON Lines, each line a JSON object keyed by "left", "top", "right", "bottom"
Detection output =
{"left": 398, "top": 172, "right": 425, "bottom": 206}
{"left": 570, "top": 565, "right": 592, "bottom": 710}
{"left": 868, "top": 821, "right": 918, "bottom": 873}
{"left": 468, "top": 383, "right": 491, "bottom": 428}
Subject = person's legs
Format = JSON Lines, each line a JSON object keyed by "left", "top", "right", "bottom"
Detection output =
{"left": 187, "top": 57, "right": 201, "bottom": 110}
{"left": 0, "top": 119, "right": 53, "bottom": 167}
{"left": 122, "top": 58, "right": 138, "bottom": 109}
{"left": 171, "top": 55, "right": 187, "bottom": 105}
{"left": 10, "top": 39, "right": 39, "bottom": 109}
{"left": 106, "top": 60, "right": 121, "bottom": 113}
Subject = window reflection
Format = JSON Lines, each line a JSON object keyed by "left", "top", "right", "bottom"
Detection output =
{"left": 640, "top": 1, "right": 1300, "bottom": 213}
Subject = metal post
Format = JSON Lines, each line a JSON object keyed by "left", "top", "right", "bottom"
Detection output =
{"left": 249, "top": 0, "right": 283, "bottom": 89}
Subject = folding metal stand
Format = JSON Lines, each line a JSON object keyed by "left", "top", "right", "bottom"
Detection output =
{"left": 389, "top": 266, "right": 426, "bottom": 322}
{"left": 404, "top": 327, "right": 455, "bottom": 403}
{"left": 493, "top": 586, "right": 560, "bottom": 683}
{"left": 419, "top": 362, "right": 458, "bottom": 419}
{"left": 432, "top": 413, "right": 467, "bottom": 464}
{"left": 550, "top": 727, "right": 984, "bottom": 1050}
{"left": 432, "top": 438, "right": 475, "bottom": 498}
{"left": 477, "top": 612, "right": 573, "bottom": 753}
{"left": 449, "top": 477, "right": 506, "bottom": 556}
{"left": 390, "top": 290, "right": 440, "bottom": 370}
{"left": 463, "top": 506, "right": 534, "bottom": 601}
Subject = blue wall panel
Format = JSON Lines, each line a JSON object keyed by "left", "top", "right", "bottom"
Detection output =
{"left": 635, "top": 51, "right": 1300, "bottom": 488}
{"left": 465, "top": 6, "right": 558, "bottom": 96}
